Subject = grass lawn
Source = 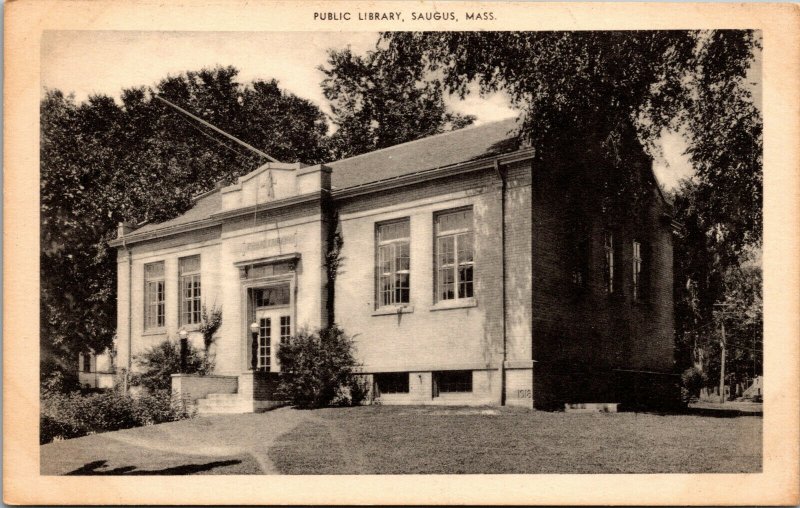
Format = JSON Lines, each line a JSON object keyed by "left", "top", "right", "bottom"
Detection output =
{"left": 41, "top": 405, "right": 762, "bottom": 475}
{"left": 269, "top": 406, "right": 762, "bottom": 474}
{"left": 41, "top": 409, "right": 309, "bottom": 475}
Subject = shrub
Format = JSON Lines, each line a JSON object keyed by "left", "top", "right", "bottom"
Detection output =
{"left": 40, "top": 389, "right": 192, "bottom": 444}
{"left": 276, "top": 325, "right": 363, "bottom": 409}
{"left": 135, "top": 339, "right": 206, "bottom": 392}
{"left": 681, "top": 366, "right": 707, "bottom": 404}
{"left": 132, "top": 390, "right": 194, "bottom": 425}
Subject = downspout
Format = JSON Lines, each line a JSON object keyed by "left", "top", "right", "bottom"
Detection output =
{"left": 120, "top": 230, "right": 132, "bottom": 393}
{"left": 495, "top": 159, "right": 508, "bottom": 406}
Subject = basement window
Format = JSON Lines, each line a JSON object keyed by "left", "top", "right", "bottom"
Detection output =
{"left": 433, "top": 370, "right": 473, "bottom": 396}
{"left": 375, "top": 372, "right": 410, "bottom": 395}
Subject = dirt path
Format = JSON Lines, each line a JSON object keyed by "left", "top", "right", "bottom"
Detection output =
{"left": 41, "top": 407, "right": 311, "bottom": 475}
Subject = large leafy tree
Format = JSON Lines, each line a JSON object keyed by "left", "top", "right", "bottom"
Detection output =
{"left": 319, "top": 45, "right": 475, "bottom": 160}
{"left": 380, "top": 31, "right": 762, "bottom": 375}
{"left": 41, "top": 67, "right": 329, "bottom": 390}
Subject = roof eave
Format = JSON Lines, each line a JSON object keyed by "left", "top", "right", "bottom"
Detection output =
{"left": 331, "top": 147, "right": 535, "bottom": 200}
{"left": 109, "top": 217, "right": 223, "bottom": 248}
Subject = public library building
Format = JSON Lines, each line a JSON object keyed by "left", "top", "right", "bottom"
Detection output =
{"left": 107, "top": 118, "right": 679, "bottom": 412}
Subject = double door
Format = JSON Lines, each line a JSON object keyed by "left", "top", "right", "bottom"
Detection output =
{"left": 254, "top": 307, "right": 292, "bottom": 372}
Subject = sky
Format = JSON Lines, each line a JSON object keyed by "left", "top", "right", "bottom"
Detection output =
{"left": 41, "top": 30, "right": 760, "bottom": 190}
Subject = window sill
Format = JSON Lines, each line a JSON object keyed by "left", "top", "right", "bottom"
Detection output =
{"left": 179, "top": 324, "right": 202, "bottom": 333}
{"left": 372, "top": 305, "right": 414, "bottom": 316}
{"left": 430, "top": 298, "right": 477, "bottom": 312}
{"left": 142, "top": 328, "right": 167, "bottom": 337}
{"left": 433, "top": 391, "right": 474, "bottom": 397}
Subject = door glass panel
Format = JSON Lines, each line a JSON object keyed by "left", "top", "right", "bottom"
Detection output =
{"left": 258, "top": 318, "right": 271, "bottom": 372}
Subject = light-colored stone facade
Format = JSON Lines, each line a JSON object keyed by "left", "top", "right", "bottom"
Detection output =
{"left": 110, "top": 120, "right": 677, "bottom": 411}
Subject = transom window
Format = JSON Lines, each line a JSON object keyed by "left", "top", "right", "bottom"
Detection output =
{"left": 144, "top": 261, "right": 165, "bottom": 330}
{"left": 248, "top": 262, "right": 292, "bottom": 279}
{"left": 179, "top": 255, "right": 201, "bottom": 326}
{"left": 376, "top": 219, "right": 410, "bottom": 307}
{"left": 632, "top": 240, "right": 642, "bottom": 300}
{"left": 375, "top": 372, "right": 410, "bottom": 395}
{"left": 255, "top": 285, "right": 290, "bottom": 308}
{"left": 435, "top": 208, "right": 474, "bottom": 302}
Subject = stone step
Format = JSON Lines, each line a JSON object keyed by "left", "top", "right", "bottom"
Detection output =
{"left": 197, "top": 405, "right": 251, "bottom": 415}
{"left": 196, "top": 391, "right": 252, "bottom": 415}
{"left": 204, "top": 393, "right": 240, "bottom": 401}
{"left": 564, "top": 402, "right": 619, "bottom": 413}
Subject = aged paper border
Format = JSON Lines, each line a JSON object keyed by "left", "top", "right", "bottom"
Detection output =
{"left": 5, "top": 1, "right": 799, "bottom": 505}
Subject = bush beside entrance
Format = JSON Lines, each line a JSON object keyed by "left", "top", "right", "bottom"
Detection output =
{"left": 276, "top": 326, "right": 366, "bottom": 408}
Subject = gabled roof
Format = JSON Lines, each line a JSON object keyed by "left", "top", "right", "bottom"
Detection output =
{"left": 132, "top": 189, "right": 222, "bottom": 236}
{"left": 113, "top": 117, "right": 524, "bottom": 245}
{"left": 328, "top": 117, "right": 521, "bottom": 190}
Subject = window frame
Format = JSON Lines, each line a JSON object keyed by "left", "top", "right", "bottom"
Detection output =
{"left": 144, "top": 261, "right": 166, "bottom": 331}
{"left": 375, "top": 218, "right": 411, "bottom": 309}
{"left": 179, "top": 255, "right": 202, "bottom": 326}
{"left": 434, "top": 207, "right": 475, "bottom": 303}
{"left": 632, "top": 240, "right": 643, "bottom": 301}
{"left": 603, "top": 231, "right": 615, "bottom": 295}
{"left": 432, "top": 370, "right": 473, "bottom": 396}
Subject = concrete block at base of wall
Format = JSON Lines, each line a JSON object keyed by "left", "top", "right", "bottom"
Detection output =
{"left": 504, "top": 362, "right": 534, "bottom": 408}
{"left": 171, "top": 374, "right": 239, "bottom": 404}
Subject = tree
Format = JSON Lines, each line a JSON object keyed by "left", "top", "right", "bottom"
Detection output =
{"left": 380, "top": 31, "right": 762, "bottom": 374}
{"left": 134, "top": 339, "right": 206, "bottom": 392}
{"left": 41, "top": 67, "right": 330, "bottom": 391}
{"left": 319, "top": 45, "right": 475, "bottom": 160}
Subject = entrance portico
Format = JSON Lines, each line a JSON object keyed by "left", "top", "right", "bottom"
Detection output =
{"left": 236, "top": 254, "right": 299, "bottom": 374}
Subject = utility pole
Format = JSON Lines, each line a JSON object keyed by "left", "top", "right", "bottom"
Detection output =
{"left": 719, "top": 319, "right": 726, "bottom": 404}
{"left": 714, "top": 303, "right": 732, "bottom": 404}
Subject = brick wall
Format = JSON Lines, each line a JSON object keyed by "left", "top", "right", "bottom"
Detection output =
{"left": 531, "top": 145, "right": 677, "bottom": 409}
{"left": 171, "top": 374, "right": 238, "bottom": 404}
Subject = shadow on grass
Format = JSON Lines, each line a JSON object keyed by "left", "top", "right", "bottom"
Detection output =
{"left": 617, "top": 405, "right": 762, "bottom": 418}
{"left": 65, "top": 459, "right": 242, "bottom": 475}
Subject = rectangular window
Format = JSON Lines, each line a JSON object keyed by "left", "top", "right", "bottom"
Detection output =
{"left": 375, "top": 372, "right": 410, "bottom": 395}
{"left": 376, "top": 219, "right": 411, "bottom": 307}
{"left": 569, "top": 223, "right": 590, "bottom": 289}
{"left": 179, "top": 255, "right": 201, "bottom": 326}
{"left": 280, "top": 315, "right": 291, "bottom": 343}
{"left": 604, "top": 231, "right": 614, "bottom": 294}
{"left": 82, "top": 353, "right": 91, "bottom": 373}
{"left": 435, "top": 208, "right": 474, "bottom": 302}
{"left": 258, "top": 317, "right": 271, "bottom": 372}
{"left": 632, "top": 240, "right": 642, "bottom": 300}
{"left": 433, "top": 370, "right": 473, "bottom": 396}
{"left": 144, "top": 261, "right": 165, "bottom": 330}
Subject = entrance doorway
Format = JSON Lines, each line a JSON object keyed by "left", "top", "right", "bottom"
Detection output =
{"left": 251, "top": 284, "right": 292, "bottom": 372}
